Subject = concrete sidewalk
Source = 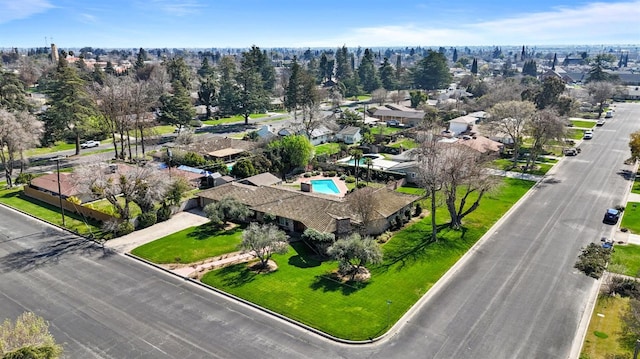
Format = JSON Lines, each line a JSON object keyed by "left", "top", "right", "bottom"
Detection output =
{"left": 105, "top": 209, "right": 210, "bottom": 253}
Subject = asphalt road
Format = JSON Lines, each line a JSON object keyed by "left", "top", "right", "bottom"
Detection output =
{"left": 0, "top": 103, "right": 638, "bottom": 358}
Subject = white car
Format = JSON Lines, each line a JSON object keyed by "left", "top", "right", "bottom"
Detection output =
{"left": 583, "top": 130, "right": 593, "bottom": 140}
{"left": 80, "top": 140, "right": 100, "bottom": 148}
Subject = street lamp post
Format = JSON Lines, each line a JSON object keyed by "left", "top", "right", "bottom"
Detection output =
{"left": 52, "top": 157, "right": 66, "bottom": 226}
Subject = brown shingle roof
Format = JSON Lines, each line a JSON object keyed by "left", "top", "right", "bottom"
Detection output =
{"left": 199, "top": 183, "right": 420, "bottom": 233}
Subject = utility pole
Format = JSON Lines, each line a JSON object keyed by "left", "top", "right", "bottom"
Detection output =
{"left": 52, "top": 157, "right": 66, "bottom": 226}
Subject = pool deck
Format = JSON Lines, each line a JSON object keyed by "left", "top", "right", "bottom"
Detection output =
{"left": 292, "top": 175, "right": 349, "bottom": 197}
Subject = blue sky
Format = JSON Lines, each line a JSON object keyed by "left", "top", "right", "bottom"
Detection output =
{"left": 0, "top": 0, "right": 638, "bottom": 49}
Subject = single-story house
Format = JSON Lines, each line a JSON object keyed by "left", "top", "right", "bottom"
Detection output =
{"left": 238, "top": 172, "right": 282, "bottom": 187}
{"left": 29, "top": 172, "right": 82, "bottom": 200}
{"left": 198, "top": 183, "right": 421, "bottom": 235}
{"left": 335, "top": 126, "right": 362, "bottom": 144}
{"left": 308, "top": 125, "right": 334, "bottom": 145}
{"left": 448, "top": 115, "right": 480, "bottom": 135}
{"left": 256, "top": 125, "right": 277, "bottom": 140}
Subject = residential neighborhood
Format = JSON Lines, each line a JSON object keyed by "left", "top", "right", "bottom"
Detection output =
{"left": 1, "top": 2, "right": 640, "bottom": 357}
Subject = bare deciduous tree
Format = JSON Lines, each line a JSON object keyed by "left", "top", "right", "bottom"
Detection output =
{"left": 487, "top": 100, "right": 536, "bottom": 165}
{"left": 440, "top": 143, "right": 500, "bottom": 229}
{"left": 347, "top": 187, "right": 378, "bottom": 234}
{"left": 389, "top": 90, "right": 407, "bottom": 104}
{"left": 413, "top": 130, "right": 445, "bottom": 242}
{"left": 585, "top": 81, "right": 614, "bottom": 118}
{"left": 525, "top": 109, "right": 565, "bottom": 170}
{"left": 0, "top": 109, "right": 43, "bottom": 187}
{"left": 371, "top": 88, "right": 388, "bottom": 105}
{"left": 75, "top": 163, "right": 169, "bottom": 221}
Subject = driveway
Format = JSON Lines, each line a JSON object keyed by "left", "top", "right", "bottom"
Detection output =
{"left": 104, "top": 209, "right": 209, "bottom": 253}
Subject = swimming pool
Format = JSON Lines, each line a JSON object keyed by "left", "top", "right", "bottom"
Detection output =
{"left": 310, "top": 179, "right": 340, "bottom": 195}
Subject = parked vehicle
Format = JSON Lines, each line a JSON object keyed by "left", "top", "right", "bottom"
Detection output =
{"left": 605, "top": 110, "right": 613, "bottom": 118}
{"left": 80, "top": 140, "right": 100, "bottom": 149}
{"left": 563, "top": 147, "right": 580, "bottom": 156}
{"left": 583, "top": 130, "right": 593, "bottom": 140}
{"left": 596, "top": 118, "right": 605, "bottom": 126}
{"left": 603, "top": 208, "right": 620, "bottom": 224}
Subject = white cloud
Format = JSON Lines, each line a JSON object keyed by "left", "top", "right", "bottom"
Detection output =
{"left": 0, "top": 0, "right": 54, "bottom": 24}
{"left": 300, "top": 1, "right": 640, "bottom": 46}
{"left": 79, "top": 13, "right": 98, "bottom": 24}
{"left": 148, "top": 0, "right": 204, "bottom": 16}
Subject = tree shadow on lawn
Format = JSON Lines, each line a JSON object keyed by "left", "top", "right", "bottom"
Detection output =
{"left": 214, "top": 263, "right": 257, "bottom": 288}
{"left": 374, "top": 224, "right": 469, "bottom": 274}
{"left": 187, "top": 224, "right": 241, "bottom": 240}
{"left": 287, "top": 241, "right": 322, "bottom": 268}
{"left": 0, "top": 232, "right": 113, "bottom": 274}
{"left": 309, "top": 273, "right": 369, "bottom": 295}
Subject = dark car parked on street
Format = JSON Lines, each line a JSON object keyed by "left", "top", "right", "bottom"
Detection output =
{"left": 603, "top": 208, "right": 621, "bottom": 224}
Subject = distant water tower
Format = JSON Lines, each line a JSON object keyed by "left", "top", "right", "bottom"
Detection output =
{"left": 51, "top": 43, "right": 59, "bottom": 63}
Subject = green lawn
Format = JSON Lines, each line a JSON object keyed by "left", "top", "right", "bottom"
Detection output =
{"left": 201, "top": 177, "right": 534, "bottom": 340}
{"left": 24, "top": 141, "right": 76, "bottom": 157}
{"left": 568, "top": 129, "right": 586, "bottom": 140}
{"left": 388, "top": 139, "right": 418, "bottom": 149}
{"left": 131, "top": 225, "right": 243, "bottom": 264}
{"left": 396, "top": 185, "right": 426, "bottom": 196}
{"left": 632, "top": 176, "right": 640, "bottom": 195}
{"left": 610, "top": 244, "right": 640, "bottom": 277}
{"left": 314, "top": 143, "right": 341, "bottom": 156}
{"left": 150, "top": 125, "right": 178, "bottom": 135}
{"left": 202, "top": 114, "right": 268, "bottom": 126}
{"left": 372, "top": 126, "right": 403, "bottom": 135}
{"left": 570, "top": 120, "right": 596, "bottom": 129}
{"left": 84, "top": 197, "right": 142, "bottom": 219}
{"left": 581, "top": 295, "right": 630, "bottom": 358}
{"left": 492, "top": 158, "right": 556, "bottom": 176}
{"left": 0, "top": 186, "right": 102, "bottom": 237}
{"left": 620, "top": 203, "right": 640, "bottom": 234}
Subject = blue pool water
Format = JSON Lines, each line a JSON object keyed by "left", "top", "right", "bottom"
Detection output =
{"left": 311, "top": 179, "right": 340, "bottom": 195}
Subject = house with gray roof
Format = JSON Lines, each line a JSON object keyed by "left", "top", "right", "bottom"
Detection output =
{"left": 336, "top": 126, "right": 362, "bottom": 144}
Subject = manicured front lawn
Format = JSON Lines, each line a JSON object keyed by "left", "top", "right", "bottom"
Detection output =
{"left": 620, "top": 203, "right": 640, "bottom": 234}
{"left": 25, "top": 141, "right": 76, "bottom": 157}
{"left": 492, "top": 158, "right": 556, "bottom": 175}
{"left": 314, "top": 143, "right": 341, "bottom": 156}
{"left": 570, "top": 119, "right": 596, "bottom": 128}
{"left": 581, "top": 295, "right": 629, "bottom": 358}
{"left": 568, "top": 129, "right": 586, "bottom": 140}
{"left": 131, "top": 224, "right": 243, "bottom": 264}
{"left": 610, "top": 244, "right": 640, "bottom": 277}
{"left": 396, "top": 185, "right": 426, "bottom": 196}
{"left": 201, "top": 177, "right": 533, "bottom": 340}
{"left": 202, "top": 114, "right": 268, "bottom": 126}
{"left": 0, "top": 186, "right": 102, "bottom": 237}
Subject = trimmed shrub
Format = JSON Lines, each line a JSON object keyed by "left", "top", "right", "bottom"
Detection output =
{"left": 116, "top": 222, "right": 134, "bottom": 237}
{"left": 137, "top": 212, "right": 157, "bottom": 229}
{"left": 414, "top": 203, "right": 422, "bottom": 217}
{"left": 156, "top": 206, "right": 172, "bottom": 222}
{"left": 14, "top": 172, "right": 34, "bottom": 185}
{"left": 356, "top": 182, "right": 367, "bottom": 188}
{"left": 345, "top": 176, "right": 356, "bottom": 183}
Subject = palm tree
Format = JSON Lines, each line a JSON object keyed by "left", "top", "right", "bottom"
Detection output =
{"left": 363, "top": 157, "right": 373, "bottom": 185}
{"left": 350, "top": 149, "right": 363, "bottom": 188}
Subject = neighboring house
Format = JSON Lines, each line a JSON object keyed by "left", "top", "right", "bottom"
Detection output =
{"left": 238, "top": 172, "right": 282, "bottom": 187}
{"left": 308, "top": 125, "right": 334, "bottom": 145}
{"left": 448, "top": 115, "right": 480, "bottom": 135}
{"left": 29, "top": 172, "right": 82, "bottom": 201}
{"left": 181, "top": 137, "right": 260, "bottom": 161}
{"left": 336, "top": 126, "right": 362, "bottom": 144}
{"left": 614, "top": 86, "right": 640, "bottom": 101}
{"left": 198, "top": 183, "right": 421, "bottom": 235}
{"left": 372, "top": 104, "right": 426, "bottom": 127}
{"left": 456, "top": 135, "right": 503, "bottom": 154}
{"left": 256, "top": 125, "right": 277, "bottom": 140}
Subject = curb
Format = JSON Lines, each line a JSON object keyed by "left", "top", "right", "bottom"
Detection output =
{"left": 124, "top": 252, "right": 384, "bottom": 345}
